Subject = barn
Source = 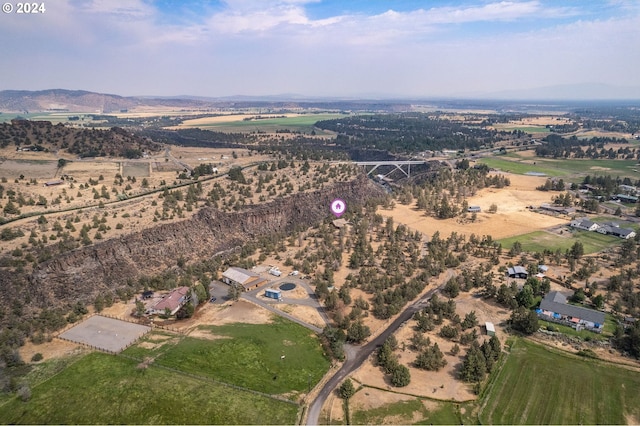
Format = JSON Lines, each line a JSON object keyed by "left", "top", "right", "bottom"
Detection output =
{"left": 507, "top": 266, "right": 528, "bottom": 279}
{"left": 222, "top": 267, "right": 268, "bottom": 291}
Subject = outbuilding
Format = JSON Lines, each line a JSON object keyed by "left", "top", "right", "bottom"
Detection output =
{"left": 222, "top": 267, "right": 268, "bottom": 291}
{"left": 507, "top": 266, "right": 528, "bottom": 279}
{"left": 265, "top": 288, "right": 282, "bottom": 301}
{"left": 485, "top": 322, "right": 496, "bottom": 336}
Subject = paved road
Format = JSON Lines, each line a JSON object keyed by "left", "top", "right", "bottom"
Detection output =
{"left": 305, "top": 270, "right": 453, "bottom": 425}
{"left": 242, "top": 277, "right": 329, "bottom": 333}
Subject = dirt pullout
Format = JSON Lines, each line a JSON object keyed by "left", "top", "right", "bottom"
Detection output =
{"left": 185, "top": 300, "right": 274, "bottom": 338}
{"left": 19, "top": 339, "right": 86, "bottom": 363}
{"left": 382, "top": 173, "right": 567, "bottom": 240}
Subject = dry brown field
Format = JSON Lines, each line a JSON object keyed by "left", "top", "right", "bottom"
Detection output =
{"left": 382, "top": 173, "right": 567, "bottom": 240}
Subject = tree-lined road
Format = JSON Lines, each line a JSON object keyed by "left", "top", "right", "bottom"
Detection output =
{"left": 305, "top": 271, "right": 452, "bottom": 425}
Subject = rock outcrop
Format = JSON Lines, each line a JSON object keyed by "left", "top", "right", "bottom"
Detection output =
{"left": 4, "top": 175, "right": 384, "bottom": 311}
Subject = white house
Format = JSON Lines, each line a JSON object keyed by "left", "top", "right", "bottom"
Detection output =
{"left": 570, "top": 218, "right": 599, "bottom": 232}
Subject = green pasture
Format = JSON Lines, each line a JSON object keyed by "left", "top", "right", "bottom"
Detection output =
{"left": 151, "top": 318, "right": 329, "bottom": 396}
{"left": 0, "top": 318, "right": 327, "bottom": 424}
{"left": 349, "top": 395, "right": 473, "bottom": 425}
{"left": 479, "top": 338, "right": 640, "bottom": 424}
{"left": 499, "top": 229, "right": 621, "bottom": 255}
{"left": 185, "top": 113, "right": 344, "bottom": 134}
{"left": 0, "top": 352, "right": 298, "bottom": 425}
{"left": 479, "top": 157, "right": 566, "bottom": 177}
{"left": 494, "top": 125, "right": 551, "bottom": 133}
{"left": 480, "top": 155, "right": 639, "bottom": 180}
{"left": 125, "top": 317, "right": 330, "bottom": 396}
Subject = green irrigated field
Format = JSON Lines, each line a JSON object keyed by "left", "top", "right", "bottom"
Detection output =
{"left": 184, "top": 113, "right": 344, "bottom": 134}
{"left": 499, "top": 229, "right": 621, "bottom": 254}
{"left": 0, "top": 352, "right": 298, "bottom": 425}
{"left": 0, "top": 318, "right": 328, "bottom": 424}
{"left": 480, "top": 339, "right": 640, "bottom": 425}
{"left": 479, "top": 155, "right": 639, "bottom": 180}
{"left": 493, "top": 125, "right": 551, "bottom": 133}
{"left": 144, "top": 318, "right": 331, "bottom": 396}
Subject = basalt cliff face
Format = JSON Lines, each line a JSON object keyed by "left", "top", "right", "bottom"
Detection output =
{"left": 2, "top": 175, "right": 384, "bottom": 312}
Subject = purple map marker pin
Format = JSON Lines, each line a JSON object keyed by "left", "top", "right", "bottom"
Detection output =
{"left": 330, "top": 198, "right": 346, "bottom": 218}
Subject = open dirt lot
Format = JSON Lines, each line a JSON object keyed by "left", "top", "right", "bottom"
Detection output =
{"left": 382, "top": 173, "right": 567, "bottom": 240}
{"left": 59, "top": 315, "right": 151, "bottom": 353}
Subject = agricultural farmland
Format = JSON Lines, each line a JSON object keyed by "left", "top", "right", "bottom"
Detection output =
{"left": 498, "top": 229, "right": 623, "bottom": 255}
{"left": 174, "top": 113, "right": 346, "bottom": 134}
{"left": 0, "top": 352, "right": 299, "bottom": 425}
{"left": 480, "top": 339, "right": 640, "bottom": 425}
{"left": 479, "top": 154, "right": 639, "bottom": 181}
{"left": 0, "top": 317, "right": 329, "bottom": 424}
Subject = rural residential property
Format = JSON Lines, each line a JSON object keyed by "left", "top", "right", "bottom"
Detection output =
{"left": 537, "top": 291, "right": 606, "bottom": 332}
{"left": 148, "top": 286, "right": 191, "bottom": 316}
{"left": 222, "top": 267, "right": 268, "bottom": 291}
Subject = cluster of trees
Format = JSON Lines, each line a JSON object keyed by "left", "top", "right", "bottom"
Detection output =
{"left": 407, "top": 167, "right": 510, "bottom": 220}
{"left": 315, "top": 113, "right": 509, "bottom": 153}
{"left": 536, "top": 178, "right": 566, "bottom": 191}
{"left": 1, "top": 120, "right": 159, "bottom": 157}
{"left": 536, "top": 134, "right": 633, "bottom": 159}
{"left": 376, "top": 336, "right": 411, "bottom": 387}
{"left": 459, "top": 336, "right": 501, "bottom": 385}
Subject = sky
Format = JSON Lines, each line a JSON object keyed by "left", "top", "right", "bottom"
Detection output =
{"left": 1, "top": 0, "right": 640, "bottom": 99}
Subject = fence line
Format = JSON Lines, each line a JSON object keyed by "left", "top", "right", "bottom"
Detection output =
{"left": 118, "top": 353, "right": 299, "bottom": 406}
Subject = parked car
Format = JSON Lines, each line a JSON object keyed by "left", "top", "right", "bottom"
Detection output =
{"left": 289, "top": 270, "right": 299, "bottom": 276}
{"left": 210, "top": 297, "right": 217, "bottom": 303}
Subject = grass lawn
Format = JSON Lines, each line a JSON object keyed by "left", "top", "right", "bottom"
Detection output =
{"left": 539, "top": 320, "right": 610, "bottom": 341}
{"left": 129, "top": 317, "right": 331, "bottom": 396}
{"left": 0, "top": 352, "right": 298, "bottom": 425}
{"left": 479, "top": 338, "right": 640, "bottom": 425}
{"left": 499, "top": 229, "right": 621, "bottom": 254}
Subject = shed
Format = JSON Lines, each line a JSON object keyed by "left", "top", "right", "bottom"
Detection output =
{"left": 485, "top": 322, "right": 496, "bottom": 336}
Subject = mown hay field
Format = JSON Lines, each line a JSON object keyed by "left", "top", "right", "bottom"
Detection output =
{"left": 480, "top": 338, "right": 640, "bottom": 425}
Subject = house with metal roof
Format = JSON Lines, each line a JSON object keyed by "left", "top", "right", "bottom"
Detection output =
{"left": 537, "top": 291, "right": 605, "bottom": 333}
{"left": 222, "top": 267, "right": 268, "bottom": 291}
{"left": 570, "top": 218, "right": 599, "bottom": 232}
{"left": 149, "top": 286, "right": 190, "bottom": 316}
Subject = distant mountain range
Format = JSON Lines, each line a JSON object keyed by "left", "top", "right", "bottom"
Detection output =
{"left": 1, "top": 87, "right": 638, "bottom": 114}
{"left": 0, "top": 89, "right": 410, "bottom": 113}
{"left": 0, "top": 89, "right": 218, "bottom": 113}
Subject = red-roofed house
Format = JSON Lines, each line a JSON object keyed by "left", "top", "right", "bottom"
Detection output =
{"left": 149, "top": 286, "right": 190, "bottom": 315}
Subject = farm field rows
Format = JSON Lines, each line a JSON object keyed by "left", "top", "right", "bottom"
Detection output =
{"left": 480, "top": 338, "right": 640, "bottom": 425}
